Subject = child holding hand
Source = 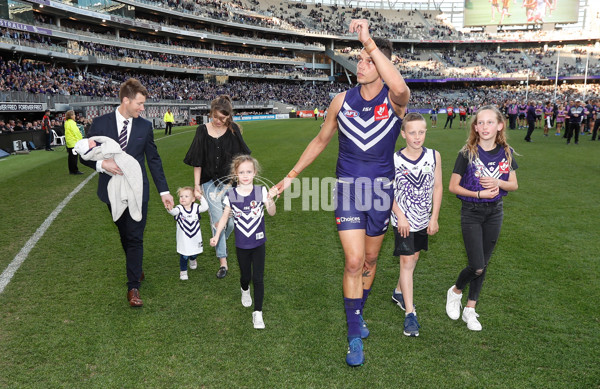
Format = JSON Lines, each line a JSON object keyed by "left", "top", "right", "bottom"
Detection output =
{"left": 210, "top": 155, "right": 277, "bottom": 329}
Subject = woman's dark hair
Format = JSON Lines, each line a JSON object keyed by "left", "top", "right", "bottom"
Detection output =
{"left": 210, "top": 95, "right": 237, "bottom": 133}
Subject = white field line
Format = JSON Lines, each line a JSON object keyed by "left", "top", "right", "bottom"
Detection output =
{"left": 0, "top": 129, "right": 194, "bottom": 295}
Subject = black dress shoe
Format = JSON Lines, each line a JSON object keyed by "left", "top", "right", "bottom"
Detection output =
{"left": 216, "top": 266, "right": 228, "bottom": 279}
{"left": 70, "top": 171, "right": 84, "bottom": 175}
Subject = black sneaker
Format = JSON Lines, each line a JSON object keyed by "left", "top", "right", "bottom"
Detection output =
{"left": 216, "top": 266, "right": 227, "bottom": 279}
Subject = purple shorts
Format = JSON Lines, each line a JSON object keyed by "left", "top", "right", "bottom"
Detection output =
{"left": 333, "top": 178, "right": 393, "bottom": 236}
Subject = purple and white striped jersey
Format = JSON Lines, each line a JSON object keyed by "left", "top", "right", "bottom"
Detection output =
{"left": 169, "top": 199, "right": 209, "bottom": 256}
{"left": 390, "top": 148, "right": 437, "bottom": 231}
{"left": 453, "top": 145, "right": 518, "bottom": 203}
{"left": 224, "top": 186, "right": 268, "bottom": 249}
{"left": 336, "top": 84, "right": 402, "bottom": 183}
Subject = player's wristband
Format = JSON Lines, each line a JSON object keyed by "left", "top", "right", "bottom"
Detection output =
{"left": 286, "top": 169, "right": 299, "bottom": 179}
{"left": 477, "top": 191, "right": 481, "bottom": 199}
{"left": 363, "top": 38, "right": 377, "bottom": 54}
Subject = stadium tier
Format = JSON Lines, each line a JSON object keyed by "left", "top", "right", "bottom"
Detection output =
{"left": 0, "top": 0, "right": 599, "bottom": 122}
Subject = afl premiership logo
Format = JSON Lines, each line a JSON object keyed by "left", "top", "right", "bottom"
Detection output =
{"left": 343, "top": 110, "right": 359, "bottom": 118}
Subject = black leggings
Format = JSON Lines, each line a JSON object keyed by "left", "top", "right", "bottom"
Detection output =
{"left": 455, "top": 201, "right": 503, "bottom": 302}
{"left": 237, "top": 244, "right": 266, "bottom": 311}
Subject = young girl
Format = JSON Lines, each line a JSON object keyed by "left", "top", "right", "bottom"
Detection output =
{"left": 445, "top": 105, "right": 518, "bottom": 331}
{"left": 168, "top": 187, "right": 208, "bottom": 280}
{"left": 210, "top": 155, "right": 277, "bottom": 329}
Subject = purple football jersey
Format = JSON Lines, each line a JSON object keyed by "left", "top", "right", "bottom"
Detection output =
{"left": 336, "top": 84, "right": 402, "bottom": 184}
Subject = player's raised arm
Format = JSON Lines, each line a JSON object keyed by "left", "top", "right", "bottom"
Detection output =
{"left": 274, "top": 92, "right": 344, "bottom": 194}
{"left": 349, "top": 19, "right": 410, "bottom": 114}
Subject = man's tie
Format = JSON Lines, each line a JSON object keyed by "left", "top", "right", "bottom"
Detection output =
{"left": 119, "top": 119, "right": 129, "bottom": 151}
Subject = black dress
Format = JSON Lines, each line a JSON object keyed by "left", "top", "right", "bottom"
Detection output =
{"left": 184, "top": 122, "right": 251, "bottom": 185}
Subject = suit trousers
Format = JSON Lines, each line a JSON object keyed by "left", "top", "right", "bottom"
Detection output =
{"left": 109, "top": 202, "right": 148, "bottom": 290}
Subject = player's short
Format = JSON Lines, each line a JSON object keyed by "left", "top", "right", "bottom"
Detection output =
{"left": 431, "top": 114, "right": 437, "bottom": 120}
{"left": 519, "top": 113, "right": 525, "bottom": 119}
{"left": 460, "top": 115, "right": 466, "bottom": 122}
{"left": 393, "top": 227, "right": 429, "bottom": 256}
{"left": 334, "top": 178, "right": 393, "bottom": 237}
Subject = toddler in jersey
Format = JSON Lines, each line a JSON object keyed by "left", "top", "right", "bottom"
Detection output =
{"left": 210, "top": 155, "right": 277, "bottom": 329}
{"left": 167, "top": 186, "right": 208, "bottom": 280}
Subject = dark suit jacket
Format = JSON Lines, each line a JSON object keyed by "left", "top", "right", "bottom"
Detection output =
{"left": 81, "top": 111, "right": 169, "bottom": 204}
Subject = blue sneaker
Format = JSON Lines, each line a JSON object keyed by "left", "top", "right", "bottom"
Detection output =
{"left": 403, "top": 312, "right": 420, "bottom": 337}
{"left": 391, "top": 290, "right": 406, "bottom": 310}
{"left": 392, "top": 290, "right": 416, "bottom": 311}
{"left": 359, "top": 315, "right": 370, "bottom": 339}
{"left": 346, "top": 338, "right": 365, "bottom": 367}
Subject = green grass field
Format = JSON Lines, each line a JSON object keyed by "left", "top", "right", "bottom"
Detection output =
{"left": 0, "top": 118, "right": 598, "bottom": 388}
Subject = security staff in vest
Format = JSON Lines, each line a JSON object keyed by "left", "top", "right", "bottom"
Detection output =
{"left": 164, "top": 108, "right": 175, "bottom": 135}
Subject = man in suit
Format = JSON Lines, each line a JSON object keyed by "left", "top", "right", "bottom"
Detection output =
{"left": 81, "top": 78, "right": 174, "bottom": 307}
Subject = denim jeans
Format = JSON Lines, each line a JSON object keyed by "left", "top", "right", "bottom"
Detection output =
{"left": 202, "top": 180, "right": 234, "bottom": 259}
{"left": 455, "top": 200, "right": 504, "bottom": 302}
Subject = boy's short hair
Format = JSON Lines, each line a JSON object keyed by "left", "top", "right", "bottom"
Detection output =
{"left": 401, "top": 112, "right": 426, "bottom": 131}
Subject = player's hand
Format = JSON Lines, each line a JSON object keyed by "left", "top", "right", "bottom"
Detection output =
{"left": 479, "top": 176, "right": 500, "bottom": 189}
{"left": 349, "top": 19, "right": 371, "bottom": 45}
{"left": 267, "top": 186, "right": 279, "bottom": 200}
{"left": 161, "top": 193, "right": 174, "bottom": 211}
{"left": 427, "top": 219, "right": 439, "bottom": 236}
{"left": 209, "top": 237, "right": 218, "bottom": 247}
{"left": 101, "top": 158, "right": 122, "bottom": 175}
{"left": 273, "top": 176, "right": 295, "bottom": 198}
{"left": 396, "top": 215, "right": 410, "bottom": 238}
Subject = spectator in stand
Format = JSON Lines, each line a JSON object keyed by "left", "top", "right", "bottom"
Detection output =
{"left": 64, "top": 110, "right": 83, "bottom": 175}
{"left": 13, "top": 120, "right": 24, "bottom": 132}
{"left": 0, "top": 119, "right": 8, "bottom": 133}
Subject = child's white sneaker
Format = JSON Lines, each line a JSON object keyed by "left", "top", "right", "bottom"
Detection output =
{"left": 446, "top": 286, "right": 462, "bottom": 320}
{"left": 189, "top": 259, "right": 197, "bottom": 270}
{"left": 252, "top": 311, "right": 265, "bottom": 329}
{"left": 180, "top": 271, "right": 188, "bottom": 281}
{"left": 462, "top": 307, "right": 482, "bottom": 331}
{"left": 241, "top": 287, "right": 252, "bottom": 307}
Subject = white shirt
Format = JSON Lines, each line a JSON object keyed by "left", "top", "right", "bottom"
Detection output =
{"left": 96, "top": 107, "right": 131, "bottom": 173}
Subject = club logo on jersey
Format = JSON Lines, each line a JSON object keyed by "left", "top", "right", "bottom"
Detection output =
{"left": 474, "top": 164, "right": 484, "bottom": 178}
{"left": 374, "top": 104, "right": 389, "bottom": 121}
{"left": 343, "top": 110, "right": 359, "bottom": 118}
{"left": 499, "top": 161, "right": 509, "bottom": 174}
{"left": 402, "top": 169, "right": 410, "bottom": 175}
{"left": 234, "top": 211, "right": 242, "bottom": 218}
